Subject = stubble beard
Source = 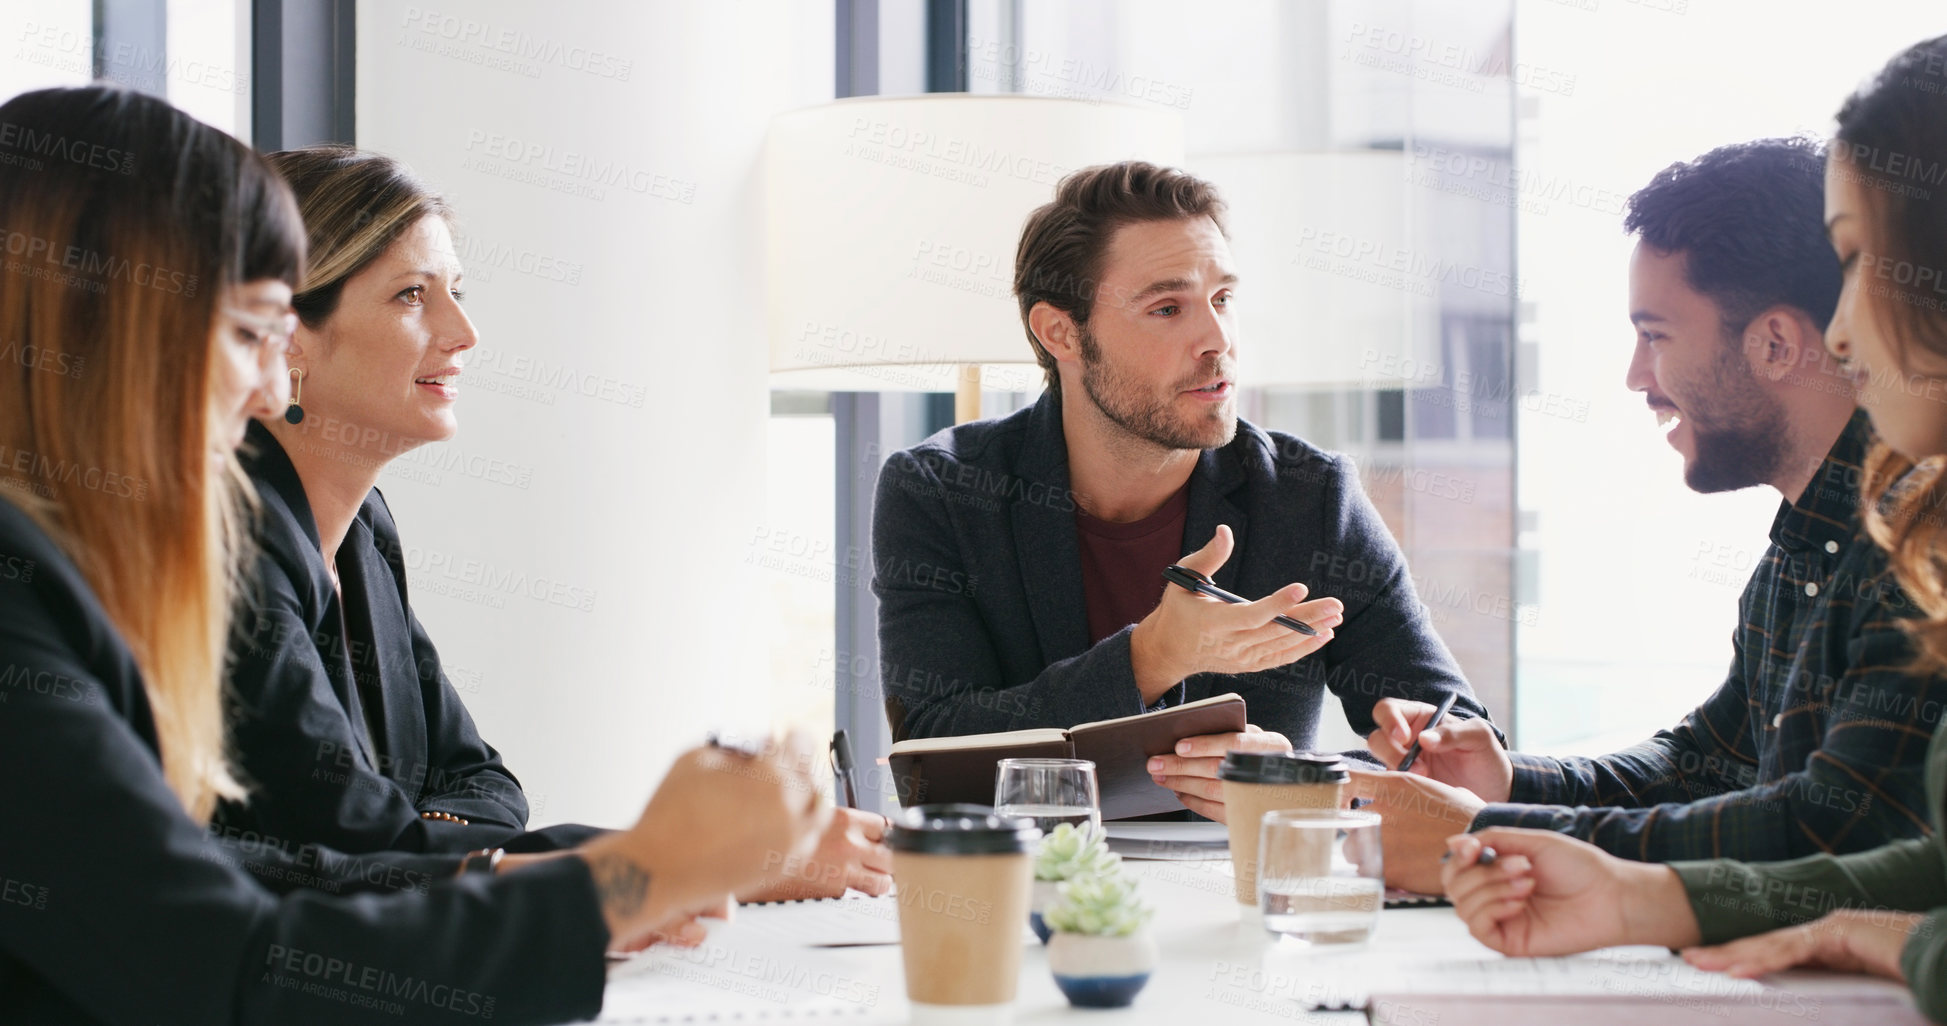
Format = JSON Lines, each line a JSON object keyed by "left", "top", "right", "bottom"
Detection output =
{"left": 1076, "top": 322, "right": 1236, "bottom": 452}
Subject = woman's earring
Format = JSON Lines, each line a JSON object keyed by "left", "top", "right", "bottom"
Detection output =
{"left": 285, "top": 368, "right": 305, "bottom": 425}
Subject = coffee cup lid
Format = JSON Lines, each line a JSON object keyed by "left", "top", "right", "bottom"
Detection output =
{"left": 1217, "top": 751, "right": 1349, "bottom": 785}
{"left": 886, "top": 803, "right": 1042, "bottom": 854}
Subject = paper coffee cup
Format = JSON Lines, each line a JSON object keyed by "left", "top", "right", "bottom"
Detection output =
{"left": 1218, "top": 753, "right": 1348, "bottom": 905}
{"left": 888, "top": 804, "right": 1041, "bottom": 1025}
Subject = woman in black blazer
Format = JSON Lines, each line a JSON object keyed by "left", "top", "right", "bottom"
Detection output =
{"left": 0, "top": 85, "right": 826, "bottom": 1026}
{"left": 221, "top": 418, "right": 548, "bottom": 853}
{"left": 214, "top": 145, "right": 892, "bottom": 899}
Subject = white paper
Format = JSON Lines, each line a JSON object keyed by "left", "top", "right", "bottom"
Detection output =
{"left": 1104, "top": 821, "right": 1230, "bottom": 842}
{"left": 730, "top": 895, "right": 903, "bottom": 947}
{"left": 1104, "top": 819, "right": 1231, "bottom": 859}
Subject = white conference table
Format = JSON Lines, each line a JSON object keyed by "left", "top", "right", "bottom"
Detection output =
{"left": 595, "top": 856, "right": 1925, "bottom": 1025}
{"left": 596, "top": 857, "right": 1499, "bottom": 1025}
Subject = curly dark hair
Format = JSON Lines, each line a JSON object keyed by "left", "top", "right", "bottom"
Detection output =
{"left": 1623, "top": 137, "right": 1840, "bottom": 344}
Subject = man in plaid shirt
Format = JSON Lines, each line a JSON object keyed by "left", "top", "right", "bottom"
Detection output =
{"left": 1355, "top": 138, "right": 1943, "bottom": 894}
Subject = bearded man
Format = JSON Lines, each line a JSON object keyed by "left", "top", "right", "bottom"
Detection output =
{"left": 869, "top": 160, "right": 1493, "bottom": 823}
{"left": 1351, "top": 138, "right": 1947, "bottom": 893}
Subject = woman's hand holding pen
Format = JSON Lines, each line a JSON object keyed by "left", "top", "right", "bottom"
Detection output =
{"left": 1130, "top": 525, "right": 1344, "bottom": 705}
{"left": 609, "top": 896, "right": 734, "bottom": 954}
{"left": 1441, "top": 829, "right": 1701, "bottom": 957}
{"left": 1366, "top": 697, "right": 1513, "bottom": 802}
{"left": 740, "top": 807, "right": 894, "bottom": 901}
{"left": 579, "top": 733, "right": 831, "bottom": 950}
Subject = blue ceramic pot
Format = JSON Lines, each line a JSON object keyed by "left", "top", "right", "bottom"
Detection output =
{"left": 1046, "top": 931, "right": 1157, "bottom": 1008}
{"left": 1028, "top": 880, "right": 1059, "bottom": 944}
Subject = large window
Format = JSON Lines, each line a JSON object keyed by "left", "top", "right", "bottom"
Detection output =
{"left": 778, "top": 0, "right": 1947, "bottom": 766}
{"left": 988, "top": 0, "right": 1520, "bottom": 749}
{"left": 3, "top": 2, "right": 248, "bottom": 137}
{"left": 761, "top": 1, "right": 1519, "bottom": 778}
{"left": 1513, "top": 0, "right": 1947, "bottom": 755}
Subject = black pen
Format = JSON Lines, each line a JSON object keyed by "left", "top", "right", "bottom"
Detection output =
{"left": 1395, "top": 692, "right": 1457, "bottom": 773}
{"left": 1440, "top": 845, "right": 1497, "bottom": 867}
{"left": 1161, "top": 564, "right": 1318, "bottom": 636}
{"left": 831, "top": 728, "right": 861, "bottom": 809}
{"left": 707, "top": 731, "right": 766, "bottom": 758}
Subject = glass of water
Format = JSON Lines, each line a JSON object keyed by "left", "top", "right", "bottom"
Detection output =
{"left": 1257, "top": 809, "right": 1384, "bottom": 944}
{"left": 994, "top": 758, "right": 1101, "bottom": 837}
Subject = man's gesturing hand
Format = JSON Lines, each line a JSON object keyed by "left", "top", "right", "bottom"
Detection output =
{"left": 1130, "top": 525, "right": 1343, "bottom": 704}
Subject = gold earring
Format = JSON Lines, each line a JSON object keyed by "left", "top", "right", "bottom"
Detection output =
{"left": 285, "top": 368, "right": 305, "bottom": 425}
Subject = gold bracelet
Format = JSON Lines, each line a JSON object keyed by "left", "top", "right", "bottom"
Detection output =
{"left": 420, "top": 810, "right": 470, "bottom": 825}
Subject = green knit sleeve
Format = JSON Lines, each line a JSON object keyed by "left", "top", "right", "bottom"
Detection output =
{"left": 1899, "top": 909, "right": 1947, "bottom": 1023}
{"left": 1671, "top": 837, "right": 1947, "bottom": 945}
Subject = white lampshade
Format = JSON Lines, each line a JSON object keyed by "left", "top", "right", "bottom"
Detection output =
{"left": 765, "top": 95, "right": 1185, "bottom": 393}
{"left": 1194, "top": 151, "right": 1440, "bottom": 390}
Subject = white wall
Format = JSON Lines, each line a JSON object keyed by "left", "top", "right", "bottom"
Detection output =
{"left": 0, "top": 3, "right": 94, "bottom": 99}
{"left": 356, "top": 0, "right": 834, "bottom": 828}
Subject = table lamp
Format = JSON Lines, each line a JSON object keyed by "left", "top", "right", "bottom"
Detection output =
{"left": 1190, "top": 150, "right": 1439, "bottom": 393}
{"left": 765, "top": 94, "right": 1186, "bottom": 421}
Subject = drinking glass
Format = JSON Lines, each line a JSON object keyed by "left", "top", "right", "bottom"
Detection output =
{"left": 993, "top": 758, "right": 1100, "bottom": 837}
{"left": 1257, "top": 809, "right": 1383, "bottom": 944}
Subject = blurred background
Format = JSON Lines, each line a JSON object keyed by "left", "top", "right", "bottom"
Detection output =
{"left": 8, "top": 0, "right": 1942, "bottom": 828}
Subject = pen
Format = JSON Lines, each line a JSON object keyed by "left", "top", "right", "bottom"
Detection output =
{"left": 831, "top": 728, "right": 861, "bottom": 810}
{"left": 1395, "top": 692, "right": 1457, "bottom": 773}
{"left": 706, "top": 731, "right": 766, "bottom": 758}
{"left": 1439, "top": 845, "right": 1498, "bottom": 866}
{"left": 1161, "top": 564, "right": 1318, "bottom": 636}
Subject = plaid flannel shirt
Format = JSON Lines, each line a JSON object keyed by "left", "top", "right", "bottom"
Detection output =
{"left": 1473, "top": 411, "right": 1943, "bottom": 861}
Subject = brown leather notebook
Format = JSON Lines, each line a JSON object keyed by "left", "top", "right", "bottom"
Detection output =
{"left": 886, "top": 693, "right": 1248, "bottom": 819}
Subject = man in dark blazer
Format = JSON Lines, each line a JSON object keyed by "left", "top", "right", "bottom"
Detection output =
{"left": 870, "top": 161, "right": 1493, "bottom": 822}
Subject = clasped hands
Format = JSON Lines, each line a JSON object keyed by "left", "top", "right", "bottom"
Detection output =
{"left": 1395, "top": 707, "right": 1925, "bottom": 984}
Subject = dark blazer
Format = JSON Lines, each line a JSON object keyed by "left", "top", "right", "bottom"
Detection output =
{"left": 0, "top": 495, "right": 606, "bottom": 1026}
{"left": 216, "top": 423, "right": 535, "bottom": 853}
{"left": 871, "top": 391, "right": 1492, "bottom": 749}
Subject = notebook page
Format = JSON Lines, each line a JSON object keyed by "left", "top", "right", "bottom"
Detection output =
{"left": 733, "top": 895, "right": 902, "bottom": 947}
{"left": 1304, "top": 945, "right": 1920, "bottom": 1015}
{"left": 602, "top": 929, "right": 889, "bottom": 1023}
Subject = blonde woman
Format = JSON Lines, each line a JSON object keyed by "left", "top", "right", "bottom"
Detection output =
{"left": 214, "top": 145, "right": 891, "bottom": 900}
{"left": 1441, "top": 35, "right": 1947, "bottom": 1023}
{"left": 0, "top": 85, "right": 825, "bottom": 1026}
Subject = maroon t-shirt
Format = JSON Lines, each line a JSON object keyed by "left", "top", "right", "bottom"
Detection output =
{"left": 1075, "top": 480, "right": 1192, "bottom": 646}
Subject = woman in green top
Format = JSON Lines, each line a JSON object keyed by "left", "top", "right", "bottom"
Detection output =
{"left": 1442, "top": 33, "right": 1947, "bottom": 1022}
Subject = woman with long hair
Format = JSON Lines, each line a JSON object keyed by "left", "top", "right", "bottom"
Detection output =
{"left": 1441, "top": 34, "right": 1947, "bottom": 1022}
{"left": 211, "top": 144, "right": 890, "bottom": 900}
{"left": 0, "top": 85, "right": 825, "bottom": 1026}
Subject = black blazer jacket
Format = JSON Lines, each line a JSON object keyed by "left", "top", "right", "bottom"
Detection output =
{"left": 216, "top": 423, "right": 536, "bottom": 853}
{"left": 0, "top": 495, "right": 606, "bottom": 1025}
{"left": 871, "top": 391, "right": 1494, "bottom": 747}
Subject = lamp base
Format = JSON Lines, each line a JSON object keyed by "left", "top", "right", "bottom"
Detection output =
{"left": 955, "top": 364, "right": 982, "bottom": 424}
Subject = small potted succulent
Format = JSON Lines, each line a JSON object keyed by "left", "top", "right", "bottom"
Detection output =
{"left": 1030, "top": 822, "right": 1120, "bottom": 943}
{"left": 1042, "top": 871, "right": 1157, "bottom": 1008}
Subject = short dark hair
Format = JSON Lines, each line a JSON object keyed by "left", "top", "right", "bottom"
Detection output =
{"left": 1013, "top": 161, "right": 1228, "bottom": 394}
{"left": 1623, "top": 137, "right": 1840, "bottom": 340}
